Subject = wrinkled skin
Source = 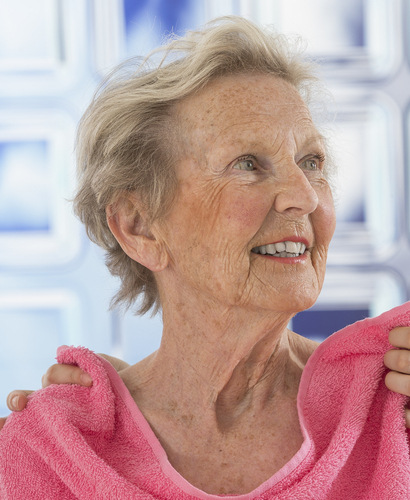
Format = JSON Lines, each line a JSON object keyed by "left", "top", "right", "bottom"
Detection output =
{"left": 154, "top": 74, "right": 336, "bottom": 317}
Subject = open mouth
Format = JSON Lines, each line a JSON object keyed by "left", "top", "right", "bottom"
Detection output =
{"left": 251, "top": 241, "right": 307, "bottom": 258}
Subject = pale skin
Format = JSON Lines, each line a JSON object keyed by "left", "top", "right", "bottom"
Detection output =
{"left": 2, "top": 74, "right": 410, "bottom": 494}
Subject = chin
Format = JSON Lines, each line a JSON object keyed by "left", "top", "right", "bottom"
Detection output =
{"left": 269, "top": 291, "right": 319, "bottom": 316}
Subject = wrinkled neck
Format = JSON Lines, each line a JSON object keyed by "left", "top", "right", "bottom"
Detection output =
{"left": 153, "top": 300, "right": 301, "bottom": 421}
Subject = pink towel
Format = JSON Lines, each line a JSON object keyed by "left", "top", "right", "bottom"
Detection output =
{"left": 0, "top": 302, "right": 409, "bottom": 499}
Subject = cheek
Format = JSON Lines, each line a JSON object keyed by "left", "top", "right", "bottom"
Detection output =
{"left": 313, "top": 188, "right": 336, "bottom": 244}
{"left": 221, "top": 192, "right": 271, "bottom": 235}
{"left": 324, "top": 199, "right": 336, "bottom": 241}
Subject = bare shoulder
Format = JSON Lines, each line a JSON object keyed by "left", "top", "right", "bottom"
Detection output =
{"left": 288, "top": 330, "right": 320, "bottom": 367}
{"left": 117, "top": 351, "right": 158, "bottom": 403}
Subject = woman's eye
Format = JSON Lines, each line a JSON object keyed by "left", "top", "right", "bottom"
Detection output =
{"left": 301, "top": 156, "right": 323, "bottom": 171}
{"left": 233, "top": 158, "right": 256, "bottom": 171}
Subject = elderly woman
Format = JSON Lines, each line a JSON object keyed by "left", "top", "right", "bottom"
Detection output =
{"left": 1, "top": 17, "right": 410, "bottom": 499}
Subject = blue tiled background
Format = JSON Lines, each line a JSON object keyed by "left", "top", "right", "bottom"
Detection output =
{"left": 0, "top": 0, "right": 409, "bottom": 414}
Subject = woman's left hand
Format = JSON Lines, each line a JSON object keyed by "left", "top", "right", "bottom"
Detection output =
{"left": 384, "top": 326, "right": 410, "bottom": 428}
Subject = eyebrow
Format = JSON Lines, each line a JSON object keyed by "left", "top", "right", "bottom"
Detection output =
{"left": 301, "top": 133, "right": 326, "bottom": 149}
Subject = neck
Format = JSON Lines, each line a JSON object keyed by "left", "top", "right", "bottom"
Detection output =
{"left": 134, "top": 293, "right": 311, "bottom": 428}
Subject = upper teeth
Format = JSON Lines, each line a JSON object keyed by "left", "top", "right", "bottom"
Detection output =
{"left": 252, "top": 241, "right": 307, "bottom": 256}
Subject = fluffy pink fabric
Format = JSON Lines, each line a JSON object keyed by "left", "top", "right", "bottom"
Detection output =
{"left": 0, "top": 303, "right": 409, "bottom": 499}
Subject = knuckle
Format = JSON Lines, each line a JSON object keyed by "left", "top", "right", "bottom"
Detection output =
{"left": 43, "top": 364, "right": 59, "bottom": 385}
{"left": 384, "top": 349, "right": 410, "bottom": 373}
{"left": 69, "top": 367, "right": 81, "bottom": 384}
{"left": 385, "top": 371, "right": 410, "bottom": 397}
{"left": 390, "top": 327, "right": 410, "bottom": 349}
{"left": 397, "top": 351, "right": 410, "bottom": 373}
{"left": 383, "top": 350, "right": 394, "bottom": 368}
{"left": 404, "top": 376, "right": 410, "bottom": 396}
{"left": 384, "top": 371, "right": 395, "bottom": 390}
{"left": 6, "top": 392, "right": 16, "bottom": 409}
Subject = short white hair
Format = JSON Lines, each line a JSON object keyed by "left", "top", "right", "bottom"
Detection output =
{"left": 74, "top": 16, "right": 324, "bottom": 315}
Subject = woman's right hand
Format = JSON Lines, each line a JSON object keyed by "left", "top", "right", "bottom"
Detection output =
{"left": 0, "top": 353, "right": 129, "bottom": 430}
{"left": 0, "top": 364, "right": 93, "bottom": 430}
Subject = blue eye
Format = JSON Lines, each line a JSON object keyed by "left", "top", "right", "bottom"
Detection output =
{"left": 302, "top": 158, "right": 319, "bottom": 170}
{"left": 233, "top": 157, "right": 256, "bottom": 171}
{"left": 300, "top": 154, "right": 325, "bottom": 171}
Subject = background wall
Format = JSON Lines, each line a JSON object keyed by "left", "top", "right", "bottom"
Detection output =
{"left": 0, "top": 0, "right": 409, "bottom": 414}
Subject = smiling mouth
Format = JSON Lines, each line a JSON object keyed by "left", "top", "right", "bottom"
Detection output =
{"left": 251, "top": 241, "right": 307, "bottom": 258}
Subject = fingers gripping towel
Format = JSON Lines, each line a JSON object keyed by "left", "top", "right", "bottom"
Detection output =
{"left": 0, "top": 302, "right": 409, "bottom": 499}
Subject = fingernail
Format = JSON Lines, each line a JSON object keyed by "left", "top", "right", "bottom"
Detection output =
{"left": 11, "top": 396, "right": 19, "bottom": 410}
{"left": 80, "top": 373, "right": 93, "bottom": 386}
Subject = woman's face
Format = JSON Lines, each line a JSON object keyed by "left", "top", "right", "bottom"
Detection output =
{"left": 155, "top": 73, "right": 336, "bottom": 314}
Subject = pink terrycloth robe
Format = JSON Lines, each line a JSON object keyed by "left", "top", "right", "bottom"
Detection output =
{"left": 0, "top": 302, "right": 410, "bottom": 499}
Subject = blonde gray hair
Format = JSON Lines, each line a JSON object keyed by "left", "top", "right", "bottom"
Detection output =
{"left": 74, "top": 16, "right": 322, "bottom": 315}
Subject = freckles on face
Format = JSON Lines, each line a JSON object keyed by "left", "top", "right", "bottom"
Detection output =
{"left": 159, "top": 73, "right": 336, "bottom": 312}
{"left": 159, "top": 168, "right": 272, "bottom": 306}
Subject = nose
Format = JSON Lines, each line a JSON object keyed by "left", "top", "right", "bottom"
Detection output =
{"left": 273, "top": 166, "right": 319, "bottom": 215}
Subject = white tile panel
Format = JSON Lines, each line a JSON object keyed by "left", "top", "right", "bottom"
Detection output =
{"left": 317, "top": 269, "right": 405, "bottom": 315}
{"left": 274, "top": 0, "right": 401, "bottom": 80}
{"left": 0, "top": 106, "right": 81, "bottom": 268}
{"left": 326, "top": 93, "right": 400, "bottom": 263}
{"left": 0, "top": 0, "right": 89, "bottom": 95}
{"left": 407, "top": 108, "right": 410, "bottom": 241}
{"left": 0, "top": 0, "right": 61, "bottom": 71}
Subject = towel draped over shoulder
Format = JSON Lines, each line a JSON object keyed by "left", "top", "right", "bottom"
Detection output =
{"left": 0, "top": 303, "right": 410, "bottom": 499}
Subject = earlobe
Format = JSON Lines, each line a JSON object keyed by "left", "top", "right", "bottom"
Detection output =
{"left": 106, "top": 198, "right": 168, "bottom": 273}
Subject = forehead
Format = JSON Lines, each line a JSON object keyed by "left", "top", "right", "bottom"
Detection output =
{"left": 175, "top": 73, "right": 317, "bottom": 152}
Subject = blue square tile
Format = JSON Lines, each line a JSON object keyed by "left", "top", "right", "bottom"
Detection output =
{"left": 0, "top": 140, "right": 50, "bottom": 232}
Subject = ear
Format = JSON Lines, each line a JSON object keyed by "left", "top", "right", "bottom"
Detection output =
{"left": 106, "top": 195, "right": 168, "bottom": 273}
